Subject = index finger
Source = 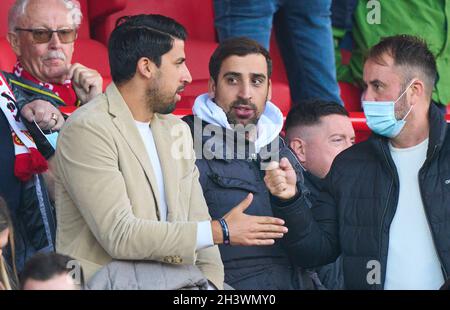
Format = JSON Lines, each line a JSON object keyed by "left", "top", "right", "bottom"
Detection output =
{"left": 67, "top": 63, "right": 81, "bottom": 80}
{"left": 265, "top": 161, "right": 280, "bottom": 171}
{"left": 255, "top": 223, "right": 288, "bottom": 234}
{"left": 257, "top": 216, "right": 285, "bottom": 226}
{"left": 20, "top": 105, "right": 34, "bottom": 122}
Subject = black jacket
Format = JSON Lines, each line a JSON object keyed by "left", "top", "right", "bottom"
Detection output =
{"left": 0, "top": 106, "right": 55, "bottom": 272}
{"left": 183, "top": 115, "right": 319, "bottom": 290}
{"left": 272, "top": 104, "right": 450, "bottom": 289}
{"left": 303, "top": 172, "right": 345, "bottom": 290}
{"left": 0, "top": 72, "right": 56, "bottom": 271}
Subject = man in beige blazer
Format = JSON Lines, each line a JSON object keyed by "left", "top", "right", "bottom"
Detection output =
{"left": 54, "top": 15, "right": 288, "bottom": 289}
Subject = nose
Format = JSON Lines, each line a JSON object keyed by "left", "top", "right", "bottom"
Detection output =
{"left": 361, "top": 88, "right": 375, "bottom": 102}
{"left": 182, "top": 64, "right": 192, "bottom": 84}
{"left": 48, "top": 31, "right": 62, "bottom": 49}
{"left": 238, "top": 81, "right": 252, "bottom": 100}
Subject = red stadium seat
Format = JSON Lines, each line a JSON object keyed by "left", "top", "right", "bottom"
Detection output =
{"left": 0, "top": 38, "right": 16, "bottom": 72}
{"left": 269, "top": 32, "right": 291, "bottom": 114}
{"left": 349, "top": 112, "right": 371, "bottom": 143}
{"left": 90, "top": 0, "right": 220, "bottom": 112}
{"left": 340, "top": 81, "right": 363, "bottom": 112}
{"left": 90, "top": 0, "right": 293, "bottom": 114}
{"left": 87, "top": 0, "right": 127, "bottom": 26}
{"left": 91, "top": 0, "right": 216, "bottom": 45}
{"left": 91, "top": 0, "right": 220, "bottom": 113}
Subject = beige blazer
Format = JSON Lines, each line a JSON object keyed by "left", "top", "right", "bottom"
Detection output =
{"left": 54, "top": 83, "right": 224, "bottom": 289}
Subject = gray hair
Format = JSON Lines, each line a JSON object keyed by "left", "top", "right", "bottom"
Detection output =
{"left": 8, "top": 0, "right": 83, "bottom": 32}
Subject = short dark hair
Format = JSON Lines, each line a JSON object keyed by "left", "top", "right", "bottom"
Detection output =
{"left": 367, "top": 35, "right": 437, "bottom": 96}
{"left": 19, "top": 252, "right": 84, "bottom": 289}
{"left": 285, "top": 100, "right": 349, "bottom": 133}
{"left": 209, "top": 37, "right": 272, "bottom": 83}
{"left": 109, "top": 14, "right": 187, "bottom": 84}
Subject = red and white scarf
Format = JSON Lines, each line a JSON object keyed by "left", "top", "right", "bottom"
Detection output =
{"left": 13, "top": 61, "right": 78, "bottom": 106}
{"left": 0, "top": 72, "right": 48, "bottom": 181}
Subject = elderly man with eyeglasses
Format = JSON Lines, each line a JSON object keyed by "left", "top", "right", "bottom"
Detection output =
{"left": 0, "top": 0, "right": 101, "bottom": 272}
{"left": 4, "top": 0, "right": 102, "bottom": 128}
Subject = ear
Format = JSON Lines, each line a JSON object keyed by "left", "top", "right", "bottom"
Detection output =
{"left": 289, "top": 137, "right": 307, "bottom": 164}
{"left": 7, "top": 32, "right": 21, "bottom": 56}
{"left": 267, "top": 78, "right": 272, "bottom": 101}
{"left": 208, "top": 77, "right": 216, "bottom": 99}
{"left": 0, "top": 227, "right": 9, "bottom": 248}
{"left": 410, "top": 79, "right": 425, "bottom": 105}
{"left": 136, "top": 57, "right": 155, "bottom": 80}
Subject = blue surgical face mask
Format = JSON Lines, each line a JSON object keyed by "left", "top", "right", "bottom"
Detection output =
{"left": 44, "top": 131, "right": 59, "bottom": 150}
{"left": 362, "top": 80, "right": 415, "bottom": 138}
{"left": 34, "top": 119, "right": 59, "bottom": 150}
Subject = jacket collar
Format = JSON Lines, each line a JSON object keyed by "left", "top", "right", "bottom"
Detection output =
{"left": 192, "top": 93, "right": 284, "bottom": 154}
{"left": 426, "top": 102, "right": 447, "bottom": 159}
{"left": 376, "top": 102, "right": 447, "bottom": 160}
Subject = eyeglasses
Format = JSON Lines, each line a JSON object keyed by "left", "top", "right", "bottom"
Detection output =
{"left": 14, "top": 28, "right": 77, "bottom": 44}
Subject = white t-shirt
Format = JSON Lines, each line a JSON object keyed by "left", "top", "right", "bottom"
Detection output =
{"left": 384, "top": 138, "right": 444, "bottom": 289}
{"left": 135, "top": 121, "right": 213, "bottom": 250}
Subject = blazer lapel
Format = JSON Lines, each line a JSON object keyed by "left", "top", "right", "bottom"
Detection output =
{"left": 150, "top": 114, "right": 181, "bottom": 222}
{"left": 105, "top": 84, "right": 163, "bottom": 217}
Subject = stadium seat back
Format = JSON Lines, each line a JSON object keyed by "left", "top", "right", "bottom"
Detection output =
{"left": 92, "top": 0, "right": 216, "bottom": 45}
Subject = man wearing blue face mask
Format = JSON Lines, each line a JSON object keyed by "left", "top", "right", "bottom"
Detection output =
{"left": 362, "top": 78, "right": 416, "bottom": 138}
{"left": 266, "top": 34, "right": 450, "bottom": 289}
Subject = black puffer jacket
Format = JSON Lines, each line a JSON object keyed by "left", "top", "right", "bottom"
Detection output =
{"left": 303, "top": 172, "right": 345, "bottom": 290}
{"left": 183, "top": 115, "right": 320, "bottom": 290}
{"left": 272, "top": 103, "right": 450, "bottom": 289}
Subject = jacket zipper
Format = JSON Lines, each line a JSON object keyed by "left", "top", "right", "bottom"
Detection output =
{"left": 379, "top": 141, "right": 395, "bottom": 290}
{"left": 418, "top": 145, "right": 448, "bottom": 280}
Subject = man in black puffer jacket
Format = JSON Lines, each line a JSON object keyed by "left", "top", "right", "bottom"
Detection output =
{"left": 283, "top": 100, "right": 356, "bottom": 290}
{"left": 183, "top": 37, "right": 322, "bottom": 290}
{"left": 267, "top": 35, "right": 450, "bottom": 289}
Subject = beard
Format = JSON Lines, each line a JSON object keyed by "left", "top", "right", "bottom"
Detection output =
{"left": 146, "top": 82, "right": 184, "bottom": 115}
{"left": 225, "top": 98, "right": 260, "bottom": 126}
{"left": 394, "top": 92, "right": 411, "bottom": 120}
